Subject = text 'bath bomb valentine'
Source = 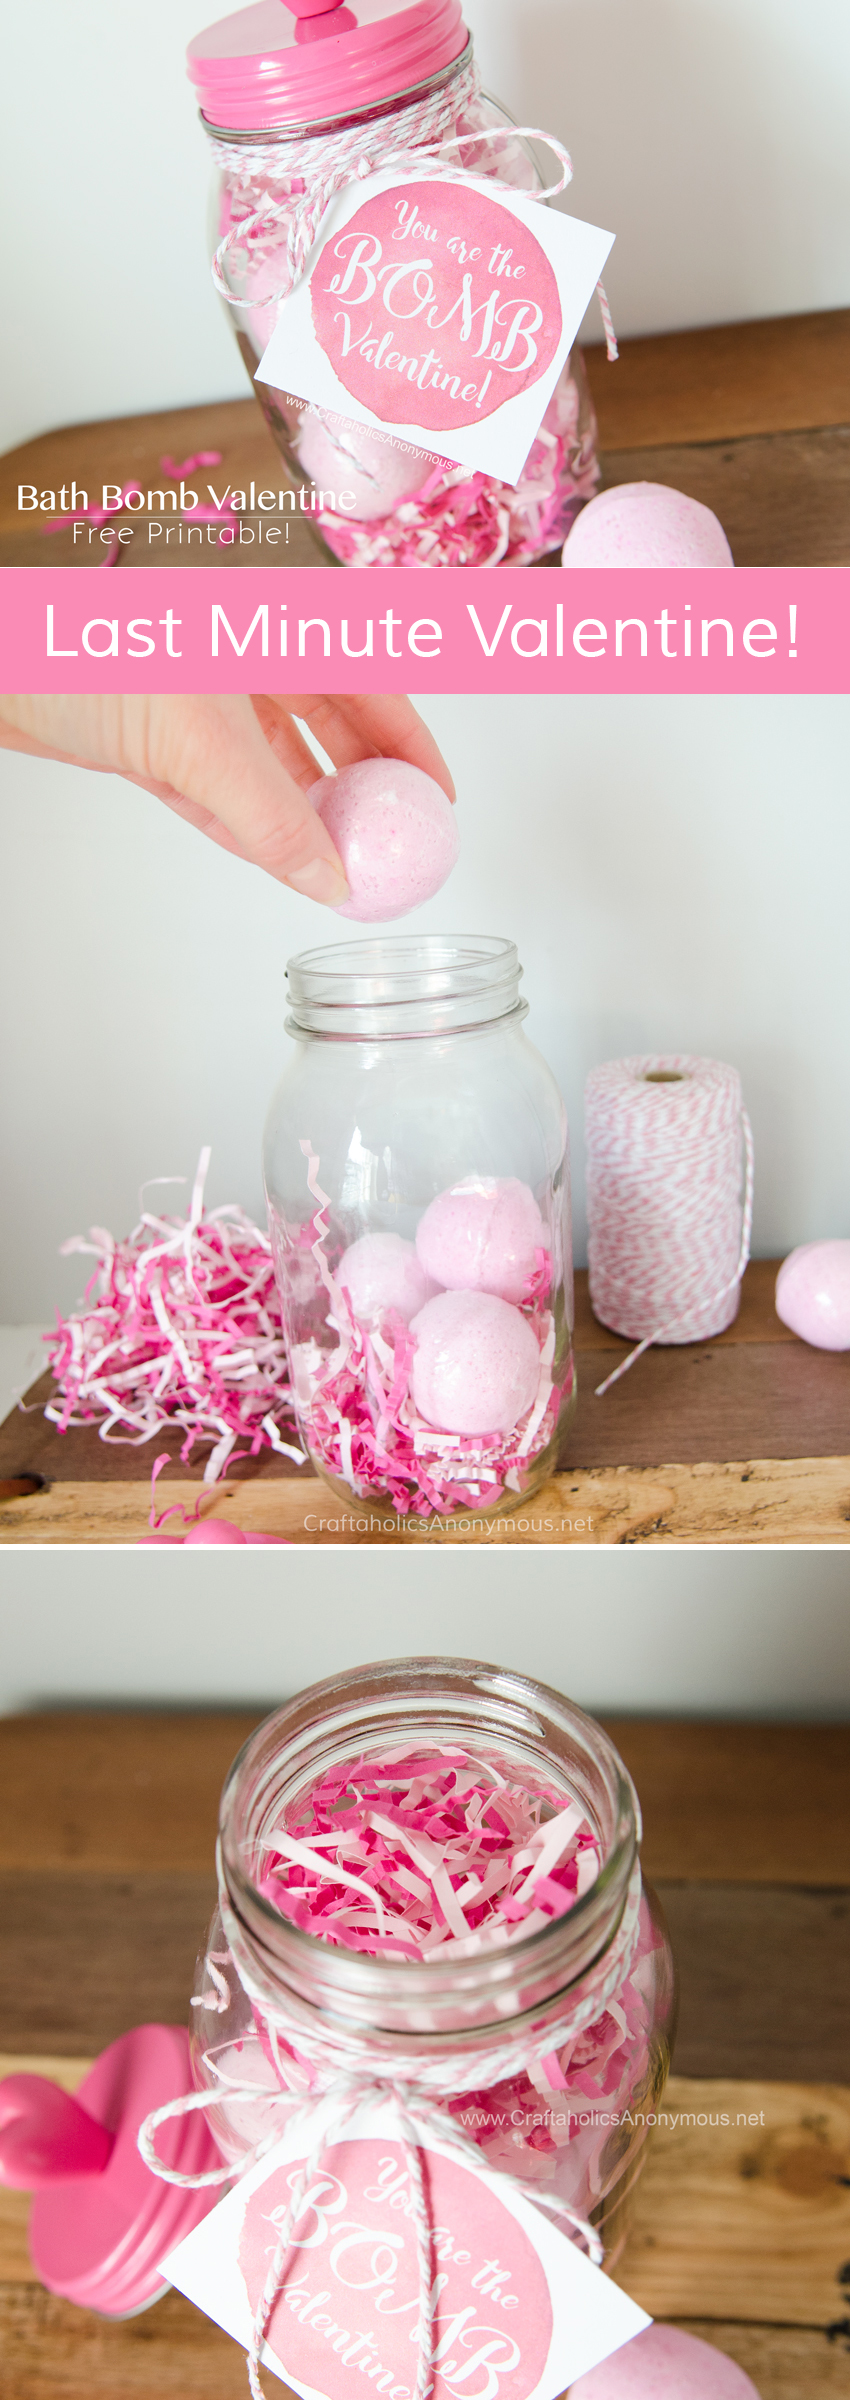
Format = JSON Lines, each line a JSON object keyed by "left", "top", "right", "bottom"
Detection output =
{"left": 561, "top": 482, "right": 733, "bottom": 568}
{"left": 569, "top": 2323, "right": 760, "bottom": 2397}
{"left": 775, "top": 1239, "right": 850, "bottom": 1350}
{"left": 410, "top": 1288, "right": 540, "bottom": 1435}
{"left": 339, "top": 1232, "right": 440, "bottom": 1324}
{"left": 416, "top": 1176, "right": 548, "bottom": 1306}
{"left": 309, "top": 757, "right": 459, "bottom": 921}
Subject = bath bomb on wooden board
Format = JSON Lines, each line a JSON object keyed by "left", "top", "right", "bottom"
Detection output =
{"left": 569, "top": 2324, "right": 761, "bottom": 2396}
{"left": 416, "top": 1177, "right": 547, "bottom": 1306}
{"left": 410, "top": 1289, "right": 540, "bottom": 1435}
{"left": 562, "top": 484, "right": 733, "bottom": 568}
{"left": 339, "top": 1232, "right": 440, "bottom": 1324}
{"left": 775, "top": 1238, "right": 850, "bottom": 1349}
{"left": 309, "top": 758, "right": 459, "bottom": 921}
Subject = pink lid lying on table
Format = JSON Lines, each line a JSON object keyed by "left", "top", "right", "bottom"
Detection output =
{"left": 0, "top": 2027, "right": 224, "bottom": 2318}
{"left": 187, "top": 0, "right": 468, "bottom": 132}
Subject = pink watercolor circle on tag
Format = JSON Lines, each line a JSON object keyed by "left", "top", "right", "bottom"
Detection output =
{"left": 238, "top": 2136, "right": 552, "bottom": 2400}
{"left": 311, "top": 182, "right": 562, "bottom": 431}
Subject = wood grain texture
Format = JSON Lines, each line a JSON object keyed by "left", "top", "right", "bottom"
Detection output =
{"left": 4, "top": 1264, "right": 848, "bottom": 1551}
{"left": 2, "top": 310, "right": 848, "bottom": 570}
{"left": 0, "top": 1715, "right": 838, "bottom": 1876}
{"left": 597, "top": 425, "right": 850, "bottom": 568}
{"left": 614, "top": 2077, "right": 850, "bottom": 2325}
{"left": 582, "top": 310, "right": 850, "bottom": 448}
{"left": 2, "top": 2081, "right": 849, "bottom": 2374}
{"left": 2, "top": 1714, "right": 847, "bottom": 1886}
{"left": 655, "top": 1884, "right": 850, "bottom": 2083}
{"left": 0, "top": 1871, "right": 218, "bottom": 2052}
{"left": 1, "top": 2290, "right": 846, "bottom": 2400}
{"left": 2, "top": 1869, "right": 846, "bottom": 2077}
{"left": 2, "top": 1453, "right": 848, "bottom": 1544}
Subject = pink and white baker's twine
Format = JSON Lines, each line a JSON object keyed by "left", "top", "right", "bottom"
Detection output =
{"left": 211, "top": 59, "right": 617, "bottom": 360}
{"left": 585, "top": 1056, "right": 754, "bottom": 1396}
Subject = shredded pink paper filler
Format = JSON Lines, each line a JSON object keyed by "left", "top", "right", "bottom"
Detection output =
{"left": 43, "top": 1148, "right": 304, "bottom": 1485}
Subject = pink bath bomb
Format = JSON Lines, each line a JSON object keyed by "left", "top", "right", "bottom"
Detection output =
{"left": 415, "top": 1177, "right": 547, "bottom": 1306}
{"left": 295, "top": 413, "right": 432, "bottom": 522}
{"left": 309, "top": 758, "right": 459, "bottom": 922}
{"left": 569, "top": 2325, "right": 760, "bottom": 2397}
{"left": 775, "top": 1239, "right": 850, "bottom": 1349}
{"left": 339, "top": 1232, "right": 440, "bottom": 1324}
{"left": 561, "top": 483, "right": 733, "bottom": 568}
{"left": 410, "top": 1289, "right": 540, "bottom": 1436}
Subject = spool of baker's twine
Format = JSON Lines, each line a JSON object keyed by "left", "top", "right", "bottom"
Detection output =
{"left": 585, "top": 1056, "right": 754, "bottom": 1398}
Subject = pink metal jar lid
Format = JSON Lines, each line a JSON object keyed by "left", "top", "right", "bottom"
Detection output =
{"left": 187, "top": 0, "right": 468, "bottom": 133}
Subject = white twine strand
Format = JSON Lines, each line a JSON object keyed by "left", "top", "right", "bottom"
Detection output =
{"left": 211, "top": 59, "right": 617, "bottom": 359}
{"left": 139, "top": 2074, "right": 602, "bottom": 2400}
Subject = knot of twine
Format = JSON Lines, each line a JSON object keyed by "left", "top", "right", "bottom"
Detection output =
{"left": 585, "top": 1057, "right": 755, "bottom": 1397}
{"left": 211, "top": 57, "right": 617, "bottom": 361}
{"left": 139, "top": 2074, "right": 603, "bottom": 2400}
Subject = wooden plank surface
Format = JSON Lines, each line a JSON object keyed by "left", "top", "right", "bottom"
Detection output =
{"left": 1, "top": 2079, "right": 848, "bottom": 2395}
{"left": 2, "top": 1714, "right": 847, "bottom": 1883}
{"left": 1, "top": 1718, "right": 847, "bottom": 2394}
{"left": 582, "top": 310, "right": 850, "bottom": 448}
{"left": 1, "top": 1717, "right": 847, "bottom": 2072}
{"left": 2, "top": 309, "right": 848, "bottom": 569}
{"left": 3, "top": 1262, "right": 848, "bottom": 1544}
{"left": 2, "top": 1453, "right": 849, "bottom": 1545}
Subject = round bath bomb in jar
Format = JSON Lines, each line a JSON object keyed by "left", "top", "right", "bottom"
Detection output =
{"left": 410, "top": 1289, "right": 540, "bottom": 1436}
{"left": 561, "top": 483, "right": 733, "bottom": 568}
{"left": 775, "top": 1238, "right": 850, "bottom": 1349}
{"left": 338, "top": 1232, "right": 440, "bottom": 1325}
{"left": 416, "top": 1176, "right": 547, "bottom": 1306}
{"left": 308, "top": 758, "right": 459, "bottom": 922}
{"left": 569, "top": 2324, "right": 760, "bottom": 2396}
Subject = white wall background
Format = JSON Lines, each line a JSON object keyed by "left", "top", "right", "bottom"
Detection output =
{"left": 1, "top": 1547, "right": 848, "bottom": 1719}
{"left": 1, "top": 693, "right": 849, "bottom": 1326}
{"left": 4, "top": 0, "right": 850, "bottom": 450}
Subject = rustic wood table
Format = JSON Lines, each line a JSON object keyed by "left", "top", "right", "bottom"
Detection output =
{"left": 2, "top": 308, "right": 848, "bottom": 569}
{"left": 1, "top": 1711, "right": 848, "bottom": 2398}
{"left": 1, "top": 1262, "right": 848, "bottom": 1545}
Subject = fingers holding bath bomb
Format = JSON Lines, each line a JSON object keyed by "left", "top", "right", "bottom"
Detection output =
{"left": 410, "top": 1290, "right": 540, "bottom": 1436}
{"left": 308, "top": 757, "right": 459, "bottom": 922}
{"left": 339, "top": 1232, "right": 440, "bottom": 1325}
{"left": 561, "top": 482, "right": 733, "bottom": 568}
{"left": 569, "top": 2324, "right": 760, "bottom": 2396}
{"left": 415, "top": 1176, "right": 547, "bottom": 1305}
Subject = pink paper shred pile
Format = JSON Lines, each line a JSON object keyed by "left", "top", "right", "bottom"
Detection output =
{"left": 258, "top": 1748, "right": 600, "bottom": 1960}
{"left": 43, "top": 1149, "right": 303, "bottom": 1484}
{"left": 254, "top": 1747, "right": 658, "bottom": 2183}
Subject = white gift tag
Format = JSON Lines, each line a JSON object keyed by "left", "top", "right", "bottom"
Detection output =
{"left": 255, "top": 170, "right": 614, "bottom": 489}
{"left": 163, "top": 2096, "right": 649, "bottom": 2399}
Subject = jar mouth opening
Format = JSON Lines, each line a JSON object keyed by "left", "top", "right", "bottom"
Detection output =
{"left": 218, "top": 1659, "right": 638, "bottom": 2036}
{"left": 286, "top": 934, "right": 523, "bottom": 1038}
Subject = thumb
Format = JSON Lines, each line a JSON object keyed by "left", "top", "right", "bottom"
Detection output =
{"left": 147, "top": 696, "right": 350, "bottom": 904}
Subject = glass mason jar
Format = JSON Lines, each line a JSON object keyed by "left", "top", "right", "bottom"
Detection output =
{"left": 263, "top": 936, "right": 575, "bottom": 1524}
{"left": 186, "top": 0, "right": 600, "bottom": 565}
{"left": 190, "top": 1659, "right": 676, "bottom": 2274}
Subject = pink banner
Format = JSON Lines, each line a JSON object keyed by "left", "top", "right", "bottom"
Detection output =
{"left": 0, "top": 567, "right": 844, "bottom": 691}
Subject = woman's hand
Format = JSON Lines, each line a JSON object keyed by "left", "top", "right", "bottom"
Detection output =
{"left": 0, "top": 693, "right": 455, "bottom": 906}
